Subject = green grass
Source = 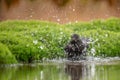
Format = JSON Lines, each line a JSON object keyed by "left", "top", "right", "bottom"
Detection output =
{"left": 0, "top": 18, "right": 120, "bottom": 63}
{"left": 0, "top": 43, "right": 17, "bottom": 64}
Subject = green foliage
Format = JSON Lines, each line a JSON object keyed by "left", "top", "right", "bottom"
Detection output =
{"left": 66, "top": 18, "right": 120, "bottom": 57}
{"left": 0, "top": 43, "right": 17, "bottom": 64}
{"left": 0, "top": 21, "right": 71, "bottom": 63}
{"left": 0, "top": 18, "right": 120, "bottom": 63}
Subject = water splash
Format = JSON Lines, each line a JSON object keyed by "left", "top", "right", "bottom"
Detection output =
{"left": 44, "top": 57, "right": 120, "bottom": 65}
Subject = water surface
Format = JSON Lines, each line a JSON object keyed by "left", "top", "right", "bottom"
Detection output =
{"left": 0, "top": 57, "right": 120, "bottom": 80}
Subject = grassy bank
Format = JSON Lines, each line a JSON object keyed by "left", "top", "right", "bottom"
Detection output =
{"left": 0, "top": 18, "right": 120, "bottom": 63}
{"left": 0, "top": 43, "right": 17, "bottom": 64}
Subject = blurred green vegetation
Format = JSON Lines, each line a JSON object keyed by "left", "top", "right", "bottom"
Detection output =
{"left": 0, "top": 18, "right": 120, "bottom": 63}
{"left": 66, "top": 18, "right": 120, "bottom": 57}
{"left": 0, "top": 43, "right": 17, "bottom": 64}
{"left": 0, "top": 21, "right": 70, "bottom": 63}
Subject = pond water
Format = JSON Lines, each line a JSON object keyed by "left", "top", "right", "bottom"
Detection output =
{"left": 0, "top": 0, "right": 120, "bottom": 24}
{"left": 0, "top": 57, "right": 120, "bottom": 80}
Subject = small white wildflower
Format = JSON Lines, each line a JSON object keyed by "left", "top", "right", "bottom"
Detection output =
{"left": 40, "top": 46, "right": 44, "bottom": 49}
{"left": 33, "top": 40, "right": 38, "bottom": 45}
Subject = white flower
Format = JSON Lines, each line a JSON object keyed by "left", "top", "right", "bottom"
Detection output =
{"left": 33, "top": 40, "right": 38, "bottom": 45}
{"left": 39, "top": 46, "right": 44, "bottom": 49}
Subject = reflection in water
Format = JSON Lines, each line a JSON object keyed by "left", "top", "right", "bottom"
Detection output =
{"left": 0, "top": 61, "right": 120, "bottom": 80}
{"left": 65, "top": 62, "right": 83, "bottom": 80}
{"left": 0, "top": 0, "right": 120, "bottom": 23}
{"left": 65, "top": 62, "right": 95, "bottom": 80}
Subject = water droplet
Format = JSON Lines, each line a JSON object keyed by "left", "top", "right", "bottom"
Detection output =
{"left": 91, "top": 48, "right": 96, "bottom": 56}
